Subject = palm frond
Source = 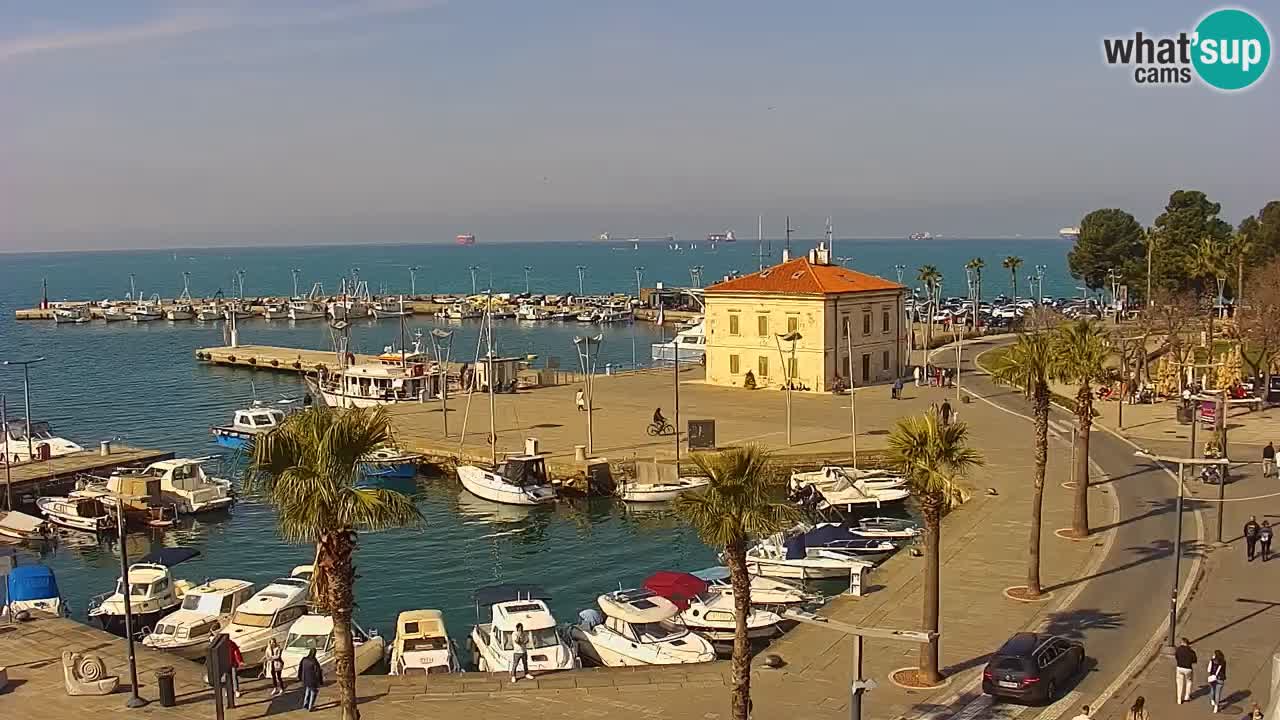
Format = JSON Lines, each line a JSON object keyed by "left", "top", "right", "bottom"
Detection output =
{"left": 1051, "top": 319, "right": 1110, "bottom": 388}
{"left": 674, "top": 446, "right": 800, "bottom": 548}
{"left": 886, "top": 409, "right": 984, "bottom": 512}
{"left": 990, "top": 331, "right": 1053, "bottom": 399}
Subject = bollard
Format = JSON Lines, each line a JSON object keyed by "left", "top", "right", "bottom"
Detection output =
{"left": 99, "top": 440, "right": 111, "bottom": 456}
{"left": 156, "top": 666, "right": 176, "bottom": 707}
{"left": 574, "top": 445, "right": 587, "bottom": 462}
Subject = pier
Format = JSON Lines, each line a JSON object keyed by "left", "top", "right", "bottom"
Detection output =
{"left": 2, "top": 445, "right": 174, "bottom": 500}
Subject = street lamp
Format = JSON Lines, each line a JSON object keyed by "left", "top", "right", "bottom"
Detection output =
{"left": 1, "top": 357, "right": 45, "bottom": 464}
{"left": 1035, "top": 264, "right": 1047, "bottom": 305}
{"left": 235, "top": 269, "right": 246, "bottom": 300}
{"left": 1, "top": 395, "right": 11, "bottom": 510}
{"left": 573, "top": 334, "right": 603, "bottom": 455}
{"left": 895, "top": 264, "right": 905, "bottom": 286}
{"left": 291, "top": 268, "right": 302, "bottom": 298}
{"left": 775, "top": 331, "right": 802, "bottom": 446}
{"left": 523, "top": 266, "right": 533, "bottom": 295}
{"left": 115, "top": 499, "right": 148, "bottom": 708}
{"left": 689, "top": 265, "right": 704, "bottom": 289}
{"left": 576, "top": 265, "right": 588, "bottom": 297}
{"left": 468, "top": 266, "right": 481, "bottom": 295}
{"left": 429, "top": 329, "right": 454, "bottom": 437}
{"left": 634, "top": 266, "right": 645, "bottom": 301}
{"left": 409, "top": 266, "right": 421, "bottom": 297}
{"left": 845, "top": 320, "right": 857, "bottom": 469}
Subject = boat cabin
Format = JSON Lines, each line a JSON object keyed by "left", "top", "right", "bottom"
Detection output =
{"left": 233, "top": 407, "right": 285, "bottom": 433}
{"left": 473, "top": 584, "right": 560, "bottom": 652}
{"left": 2, "top": 419, "right": 83, "bottom": 461}
{"left": 327, "top": 363, "right": 441, "bottom": 401}
{"left": 146, "top": 578, "right": 254, "bottom": 648}
{"left": 593, "top": 589, "right": 689, "bottom": 644}
{"left": 496, "top": 455, "right": 549, "bottom": 488}
{"left": 392, "top": 609, "right": 455, "bottom": 675}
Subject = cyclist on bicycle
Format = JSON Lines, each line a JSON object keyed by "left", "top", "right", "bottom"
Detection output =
{"left": 652, "top": 407, "right": 666, "bottom": 428}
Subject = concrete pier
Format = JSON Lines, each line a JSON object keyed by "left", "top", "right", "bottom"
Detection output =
{"left": 2, "top": 445, "right": 175, "bottom": 500}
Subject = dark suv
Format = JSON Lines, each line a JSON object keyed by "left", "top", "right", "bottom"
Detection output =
{"left": 982, "top": 632, "right": 1085, "bottom": 704}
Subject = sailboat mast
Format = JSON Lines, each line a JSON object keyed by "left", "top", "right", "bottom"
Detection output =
{"left": 399, "top": 295, "right": 407, "bottom": 370}
{"left": 487, "top": 292, "right": 497, "bottom": 468}
{"left": 758, "top": 215, "right": 764, "bottom": 271}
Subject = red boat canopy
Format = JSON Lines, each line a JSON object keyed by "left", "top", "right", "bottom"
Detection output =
{"left": 642, "top": 571, "right": 709, "bottom": 610}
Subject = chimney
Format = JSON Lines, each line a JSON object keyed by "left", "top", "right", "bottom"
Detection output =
{"left": 811, "top": 241, "right": 832, "bottom": 266}
{"left": 781, "top": 247, "right": 792, "bottom": 263}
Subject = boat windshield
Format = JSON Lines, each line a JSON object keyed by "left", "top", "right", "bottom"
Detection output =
{"left": 287, "top": 633, "right": 332, "bottom": 652}
{"left": 230, "top": 610, "right": 274, "bottom": 628}
{"left": 403, "top": 637, "right": 447, "bottom": 651}
{"left": 181, "top": 595, "right": 204, "bottom": 610}
{"left": 501, "top": 627, "right": 560, "bottom": 650}
{"left": 116, "top": 580, "right": 152, "bottom": 597}
{"left": 631, "top": 620, "right": 687, "bottom": 643}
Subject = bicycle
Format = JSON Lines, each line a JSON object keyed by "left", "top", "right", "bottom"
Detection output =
{"left": 646, "top": 420, "right": 675, "bottom": 437}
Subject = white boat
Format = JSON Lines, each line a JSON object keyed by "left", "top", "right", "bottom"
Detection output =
{"left": 546, "top": 309, "right": 576, "bottom": 321}
{"left": 129, "top": 295, "right": 163, "bottom": 322}
{"left": 2, "top": 563, "right": 65, "bottom": 618}
{"left": 211, "top": 403, "right": 287, "bottom": 450}
{"left": 616, "top": 476, "right": 710, "bottom": 503}
{"left": 744, "top": 532, "right": 875, "bottom": 581}
{"left": 308, "top": 362, "right": 439, "bottom": 408}
{"left": 442, "top": 303, "right": 480, "bottom": 320}
{"left": 262, "top": 301, "right": 289, "bottom": 320}
{"left": 458, "top": 453, "right": 556, "bottom": 506}
{"left": 389, "top": 609, "right": 462, "bottom": 676}
{"left": 690, "top": 567, "right": 819, "bottom": 607}
{"left": 195, "top": 304, "right": 222, "bottom": 321}
{"left": 328, "top": 298, "right": 368, "bottom": 320}
{"left": 790, "top": 467, "right": 909, "bottom": 511}
{"left": 642, "top": 571, "right": 783, "bottom": 642}
{"left": 166, "top": 304, "right": 195, "bottom": 321}
{"left": 281, "top": 614, "right": 386, "bottom": 679}
{"left": 53, "top": 306, "right": 91, "bottom": 324}
{"left": 0, "top": 510, "right": 53, "bottom": 542}
{"left": 35, "top": 495, "right": 114, "bottom": 533}
{"left": 852, "top": 516, "right": 922, "bottom": 540}
{"left": 143, "top": 578, "right": 256, "bottom": 660}
{"left": 596, "top": 306, "right": 632, "bottom": 323}
{"left": 102, "top": 306, "right": 131, "bottom": 322}
{"left": 574, "top": 309, "right": 599, "bottom": 322}
{"left": 571, "top": 588, "right": 716, "bottom": 667}
{"left": 516, "top": 304, "right": 551, "bottom": 321}
{"left": 2, "top": 418, "right": 84, "bottom": 462}
{"left": 372, "top": 296, "right": 413, "bottom": 319}
{"left": 107, "top": 458, "right": 234, "bottom": 514}
{"left": 1060, "top": 226, "right": 1081, "bottom": 240}
{"left": 651, "top": 321, "right": 706, "bottom": 363}
{"left": 222, "top": 568, "right": 313, "bottom": 667}
{"left": 223, "top": 301, "right": 252, "bottom": 320}
{"left": 468, "top": 585, "right": 579, "bottom": 674}
{"left": 288, "top": 299, "right": 326, "bottom": 321}
{"left": 789, "top": 466, "right": 906, "bottom": 493}
{"left": 88, "top": 548, "right": 201, "bottom": 637}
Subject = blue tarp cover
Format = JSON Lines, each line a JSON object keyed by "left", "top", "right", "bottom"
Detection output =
{"left": 7, "top": 564, "right": 60, "bottom": 602}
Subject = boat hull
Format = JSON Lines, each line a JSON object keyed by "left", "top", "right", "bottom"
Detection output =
{"left": 458, "top": 466, "right": 556, "bottom": 506}
{"left": 361, "top": 461, "right": 417, "bottom": 479}
{"left": 617, "top": 479, "right": 709, "bottom": 503}
{"left": 651, "top": 345, "right": 706, "bottom": 363}
{"left": 211, "top": 427, "right": 253, "bottom": 450}
{"left": 91, "top": 607, "right": 173, "bottom": 638}
{"left": 745, "top": 558, "right": 852, "bottom": 580}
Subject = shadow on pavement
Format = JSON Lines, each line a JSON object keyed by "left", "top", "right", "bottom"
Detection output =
{"left": 1044, "top": 535, "right": 1205, "bottom": 593}
{"left": 1190, "top": 597, "right": 1280, "bottom": 644}
{"left": 1041, "top": 608, "right": 1125, "bottom": 640}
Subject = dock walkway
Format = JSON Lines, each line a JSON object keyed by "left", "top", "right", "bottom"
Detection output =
{"left": 2, "top": 445, "right": 174, "bottom": 498}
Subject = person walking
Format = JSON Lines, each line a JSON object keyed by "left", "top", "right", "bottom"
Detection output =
{"left": 1070, "top": 704, "right": 1093, "bottom": 720}
{"left": 510, "top": 622, "right": 533, "bottom": 682}
{"left": 1125, "top": 696, "right": 1149, "bottom": 720}
{"left": 1263, "top": 441, "right": 1275, "bottom": 478}
{"left": 1245, "top": 516, "right": 1261, "bottom": 561}
{"left": 267, "top": 638, "right": 285, "bottom": 697}
{"left": 1260, "top": 521, "right": 1274, "bottom": 562}
{"left": 226, "top": 635, "right": 244, "bottom": 698}
{"left": 1206, "top": 649, "right": 1227, "bottom": 713}
{"left": 892, "top": 377, "right": 904, "bottom": 400}
{"left": 913, "top": 365, "right": 922, "bottom": 387}
{"left": 575, "top": 388, "right": 586, "bottom": 412}
{"left": 940, "top": 399, "right": 953, "bottom": 426}
{"left": 298, "top": 648, "right": 322, "bottom": 712}
{"left": 1174, "top": 637, "right": 1198, "bottom": 704}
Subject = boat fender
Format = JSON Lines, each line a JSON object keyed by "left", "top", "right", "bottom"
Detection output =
{"left": 271, "top": 359, "right": 279, "bottom": 367}
{"left": 227, "top": 355, "right": 236, "bottom": 362}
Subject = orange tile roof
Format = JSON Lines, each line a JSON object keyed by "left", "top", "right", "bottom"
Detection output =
{"left": 705, "top": 256, "right": 903, "bottom": 295}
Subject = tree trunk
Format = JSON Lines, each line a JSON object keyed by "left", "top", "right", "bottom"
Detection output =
{"left": 925, "top": 283, "right": 934, "bottom": 360}
{"left": 324, "top": 530, "right": 360, "bottom": 720}
{"left": 1072, "top": 385, "right": 1092, "bottom": 537}
{"left": 1027, "top": 385, "right": 1048, "bottom": 596}
{"left": 1011, "top": 270, "right": 1017, "bottom": 300}
{"left": 919, "top": 494, "right": 943, "bottom": 683}
{"left": 723, "top": 539, "right": 753, "bottom": 720}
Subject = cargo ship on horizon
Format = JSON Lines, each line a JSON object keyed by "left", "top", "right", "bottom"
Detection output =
{"left": 455, "top": 233, "right": 476, "bottom": 245}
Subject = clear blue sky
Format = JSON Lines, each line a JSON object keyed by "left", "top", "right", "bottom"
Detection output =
{"left": 2, "top": 1, "right": 1276, "bottom": 251}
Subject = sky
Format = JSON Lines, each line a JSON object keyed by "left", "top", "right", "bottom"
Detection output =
{"left": 1, "top": 0, "right": 1277, "bottom": 251}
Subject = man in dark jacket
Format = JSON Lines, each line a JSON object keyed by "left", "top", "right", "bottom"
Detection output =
{"left": 299, "top": 648, "right": 323, "bottom": 712}
{"left": 1245, "top": 516, "right": 1261, "bottom": 561}
{"left": 1174, "top": 637, "right": 1198, "bottom": 704}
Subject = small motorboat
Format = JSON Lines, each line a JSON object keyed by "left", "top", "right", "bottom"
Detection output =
{"left": 222, "top": 568, "right": 313, "bottom": 667}
{"left": 36, "top": 495, "right": 115, "bottom": 534}
{"left": 469, "top": 584, "right": 579, "bottom": 674}
{"left": 195, "top": 304, "right": 222, "bottom": 321}
{"left": 2, "top": 418, "right": 85, "bottom": 462}
{"left": 143, "top": 578, "right": 256, "bottom": 660}
{"left": 129, "top": 296, "right": 164, "bottom": 322}
{"left": 0, "top": 510, "right": 54, "bottom": 542}
{"left": 801, "top": 523, "right": 898, "bottom": 561}
{"left": 211, "top": 403, "right": 287, "bottom": 450}
{"left": 165, "top": 304, "right": 195, "bottom": 321}
{"left": 642, "top": 571, "right": 784, "bottom": 643}
{"left": 571, "top": 588, "right": 716, "bottom": 667}
{"left": 690, "top": 566, "right": 819, "bottom": 607}
{"left": 389, "top": 609, "right": 462, "bottom": 676}
{"left": 458, "top": 453, "right": 556, "bottom": 506}
{"left": 361, "top": 447, "right": 421, "bottom": 480}
{"left": 789, "top": 466, "right": 906, "bottom": 493}
{"left": 104, "top": 458, "right": 235, "bottom": 515}
{"left": 88, "top": 547, "right": 201, "bottom": 638}
{"left": 743, "top": 531, "right": 875, "bottom": 581}
{"left": 102, "top": 306, "right": 131, "bottom": 322}
{"left": 53, "top": 306, "right": 91, "bottom": 324}
{"left": 790, "top": 470, "right": 910, "bottom": 512}
{"left": 281, "top": 614, "right": 386, "bottom": 679}
{"left": 851, "top": 516, "right": 922, "bottom": 540}
{"left": 2, "top": 563, "right": 66, "bottom": 618}
{"left": 616, "top": 476, "right": 709, "bottom": 503}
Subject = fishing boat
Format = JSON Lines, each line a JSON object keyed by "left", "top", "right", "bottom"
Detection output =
{"left": 262, "top": 300, "right": 289, "bottom": 320}
{"left": 88, "top": 548, "right": 201, "bottom": 637}
{"left": 596, "top": 306, "right": 632, "bottom": 323}
{"left": 211, "top": 403, "right": 287, "bottom": 450}
{"left": 165, "top": 303, "right": 195, "bottom": 321}
{"left": 281, "top": 614, "right": 386, "bottom": 679}
{"left": 143, "top": 578, "right": 256, "bottom": 660}
{"left": 689, "top": 567, "right": 819, "bottom": 607}
{"left": 308, "top": 362, "right": 438, "bottom": 408}
{"left": 0, "top": 510, "right": 53, "bottom": 542}
{"left": 458, "top": 453, "right": 556, "bottom": 506}
{"left": 570, "top": 588, "right": 716, "bottom": 667}
{"left": 287, "top": 299, "right": 325, "bottom": 320}
{"left": 361, "top": 447, "right": 422, "bottom": 480}
{"left": 516, "top": 304, "right": 551, "bottom": 321}
{"left": 376, "top": 333, "right": 430, "bottom": 365}
{"left": 72, "top": 469, "right": 186, "bottom": 526}
{"left": 651, "top": 321, "right": 706, "bottom": 363}
{"left": 129, "top": 294, "right": 163, "bottom": 322}
{"left": 104, "top": 458, "right": 234, "bottom": 515}
{"left": 372, "top": 296, "right": 413, "bottom": 319}
{"left": 102, "top": 305, "right": 131, "bottom": 322}
{"left": 222, "top": 568, "right": 313, "bottom": 667}
{"left": 2, "top": 563, "right": 66, "bottom": 618}
{"left": 442, "top": 303, "right": 480, "bottom": 320}
{"left": 616, "top": 476, "right": 709, "bottom": 503}
{"left": 223, "top": 301, "right": 252, "bottom": 320}
{"left": 35, "top": 495, "right": 115, "bottom": 533}
{"left": 574, "top": 308, "right": 598, "bottom": 322}
{"left": 194, "top": 303, "right": 221, "bottom": 321}
{"left": 642, "top": 571, "right": 783, "bottom": 642}
{"left": 389, "top": 609, "right": 462, "bottom": 675}
{"left": 2, "top": 418, "right": 84, "bottom": 462}
{"left": 53, "top": 306, "right": 91, "bottom": 324}
{"left": 468, "top": 584, "right": 579, "bottom": 674}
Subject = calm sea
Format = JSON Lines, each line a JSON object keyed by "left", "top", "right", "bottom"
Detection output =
{"left": 0, "top": 238, "right": 1075, "bottom": 640}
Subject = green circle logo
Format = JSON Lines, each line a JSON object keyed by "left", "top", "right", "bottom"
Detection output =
{"left": 1192, "top": 8, "right": 1271, "bottom": 90}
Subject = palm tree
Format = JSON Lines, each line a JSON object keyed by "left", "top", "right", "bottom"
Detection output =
{"left": 990, "top": 332, "right": 1054, "bottom": 597}
{"left": 965, "top": 258, "right": 985, "bottom": 330}
{"left": 1226, "top": 231, "right": 1253, "bottom": 306}
{"left": 673, "top": 446, "right": 800, "bottom": 720}
{"left": 1190, "top": 236, "right": 1227, "bottom": 347}
{"left": 918, "top": 265, "right": 943, "bottom": 354}
{"left": 249, "top": 406, "right": 422, "bottom": 720}
{"left": 1051, "top": 319, "right": 1109, "bottom": 537}
{"left": 1002, "top": 256, "right": 1024, "bottom": 298}
{"left": 887, "top": 409, "right": 983, "bottom": 684}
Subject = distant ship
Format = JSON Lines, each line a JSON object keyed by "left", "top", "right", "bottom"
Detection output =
{"left": 1059, "top": 226, "right": 1080, "bottom": 240}
{"left": 706, "top": 231, "right": 735, "bottom": 242}
{"left": 909, "top": 232, "right": 933, "bottom": 241}
{"left": 456, "top": 233, "right": 476, "bottom": 246}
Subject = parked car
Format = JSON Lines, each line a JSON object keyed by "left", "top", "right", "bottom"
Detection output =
{"left": 982, "top": 632, "right": 1085, "bottom": 704}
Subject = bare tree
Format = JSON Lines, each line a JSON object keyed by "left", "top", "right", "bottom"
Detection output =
{"left": 1238, "top": 258, "right": 1280, "bottom": 389}
{"left": 1138, "top": 289, "right": 1200, "bottom": 389}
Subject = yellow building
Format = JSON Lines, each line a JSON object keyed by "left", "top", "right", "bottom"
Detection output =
{"left": 703, "top": 245, "right": 905, "bottom": 392}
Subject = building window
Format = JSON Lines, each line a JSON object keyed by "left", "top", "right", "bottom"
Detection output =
{"left": 757, "top": 314, "right": 769, "bottom": 337}
{"left": 729, "top": 314, "right": 739, "bottom": 336}
{"left": 861, "top": 353, "right": 871, "bottom": 383}
{"left": 758, "top": 355, "right": 769, "bottom": 378}
{"left": 787, "top": 316, "right": 798, "bottom": 334}
{"left": 862, "top": 312, "right": 871, "bottom": 336}
{"left": 841, "top": 314, "right": 850, "bottom": 340}
{"left": 882, "top": 350, "right": 890, "bottom": 370}
{"left": 729, "top": 354, "right": 740, "bottom": 374}
{"left": 882, "top": 309, "right": 890, "bottom": 333}
{"left": 788, "top": 357, "right": 798, "bottom": 380}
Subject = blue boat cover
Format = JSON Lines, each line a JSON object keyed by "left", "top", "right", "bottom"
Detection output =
{"left": 804, "top": 524, "right": 859, "bottom": 546}
{"left": 783, "top": 533, "right": 807, "bottom": 560}
{"left": 7, "top": 564, "right": 60, "bottom": 602}
{"left": 474, "top": 584, "right": 550, "bottom": 606}
{"left": 139, "top": 547, "right": 201, "bottom": 567}
{"left": 691, "top": 566, "right": 730, "bottom": 582}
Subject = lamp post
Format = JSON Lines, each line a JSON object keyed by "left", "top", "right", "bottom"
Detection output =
{"left": 845, "top": 321, "right": 857, "bottom": 469}
{"left": 409, "top": 266, "right": 420, "bottom": 297}
{"left": 115, "top": 499, "right": 148, "bottom": 708}
{"left": 672, "top": 335, "right": 681, "bottom": 476}
{"left": 523, "top": 266, "right": 533, "bottom": 295}
{"left": 576, "top": 265, "right": 588, "bottom": 297}
{"left": 468, "top": 266, "right": 481, "bottom": 295}
{"left": 1135, "top": 449, "right": 1229, "bottom": 647}
{"left": 775, "top": 331, "right": 802, "bottom": 446}
{"left": 291, "top": 268, "right": 301, "bottom": 298}
{"left": 1, "top": 357, "right": 45, "bottom": 463}
{"left": 1035, "top": 265, "right": 1046, "bottom": 305}
{"left": 574, "top": 335, "right": 603, "bottom": 455}
{"left": 235, "top": 269, "right": 246, "bottom": 300}
{"left": 689, "top": 265, "right": 704, "bottom": 289}
{"left": 634, "top": 266, "right": 645, "bottom": 302}
{"left": 2, "top": 395, "right": 11, "bottom": 510}
{"left": 430, "top": 329, "right": 454, "bottom": 437}
{"left": 895, "top": 264, "right": 905, "bottom": 286}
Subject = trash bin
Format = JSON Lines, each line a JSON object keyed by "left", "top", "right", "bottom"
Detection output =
{"left": 1176, "top": 403, "right": 1192, "bottom": 424}
{"left": 156, "top": 666, "right": 176, "bottom": 707}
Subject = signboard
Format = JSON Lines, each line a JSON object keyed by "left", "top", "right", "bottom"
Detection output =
{"left": 1198, "top": 399, "right": 1218, "bottom": 427}
{"left": 687, "top": 420, "right": 716, "bottom": 450}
